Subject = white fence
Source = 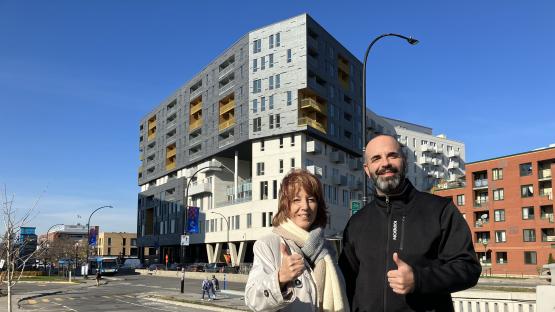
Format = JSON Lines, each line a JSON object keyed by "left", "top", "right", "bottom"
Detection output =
{"left": 452, "top": 290, "right": 536, "bottom": 312}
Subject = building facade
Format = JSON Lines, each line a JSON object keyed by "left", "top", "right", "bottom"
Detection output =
{"left": 434, "top": 146, "right": 555, "bottom": 275}
{"left": 97, "top": 232, "right": 137, "bottom": 257}
{"left": 136, "top": 14, "right": 466, "bottom": 266}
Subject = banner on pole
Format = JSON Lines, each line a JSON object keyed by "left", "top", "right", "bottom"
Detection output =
{"left": 187, "top": 206, "right": 200, "bottom": 234}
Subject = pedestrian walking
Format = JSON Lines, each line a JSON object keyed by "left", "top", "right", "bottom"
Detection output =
{"left": 211, "top": 275, "right": 219, "bottom": 291}
{"left": 201, "top": 277, "right": 213, "bottom": 301}
{"left": 95, "top": 271, "right": 101, "bottom": 287}
{"left": 180, "top": 268, "right": 185, "bottom": 293}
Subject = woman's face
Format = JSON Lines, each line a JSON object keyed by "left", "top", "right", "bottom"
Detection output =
{"left": 288, "top": 186, "right": 318, "bottom": 230}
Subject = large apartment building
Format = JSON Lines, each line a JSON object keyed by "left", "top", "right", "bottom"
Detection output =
{"left": 97, "top": 232, "right": 137, "bottom": 257}
{"left": 136, "top": 14, "right": 466, "bottom": 266}
{"left": 434, "top": 146, "right": 555, "bottom": 275}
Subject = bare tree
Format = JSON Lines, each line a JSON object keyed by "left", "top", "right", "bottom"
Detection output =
{"left": 1, "top": 187, "right": 45, "bottom": 312}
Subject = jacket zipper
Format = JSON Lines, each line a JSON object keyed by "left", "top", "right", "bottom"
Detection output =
{"left": 383, "top": 195, "right": 391, "bottom": 312}
{"left": 400, "top": 215, "right": 406, "bottom": 251}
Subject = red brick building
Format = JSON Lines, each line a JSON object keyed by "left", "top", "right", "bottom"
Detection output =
{"left": 434, "top": 147, "right": 554, "bottom": 275}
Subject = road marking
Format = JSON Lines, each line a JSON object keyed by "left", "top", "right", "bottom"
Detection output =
{"left": 41, "top": 298, "right": 50, "bottom": 303}
{"left": 123, "top": 295, "right": 134, "bottom": 298}
{"left": 114, "top": 298, "right": 169, "bottom": 311}
{"left": 101, "top": 295, "right": 111, "bottom": 298}
{"left": 150, "top": 285, "right": 162, "bottom": 288}
{"left": 54, "top": 297, "right": 63, "bottom": 301}
{"left": 27, "top": 299, "right": 37, "bottom": 304}
{"left": 68, "top": 297, "right": 75, "bottom": 300}
{"left": 62, "top": 305, "right": 78, "bottom": 311}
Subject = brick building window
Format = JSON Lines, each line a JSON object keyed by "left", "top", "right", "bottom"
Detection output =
{"left": 522, "top": 206, "right": 534, "bottom": 220}
{"left": 493, "top": 188, "right": 504, "bottom": 201}
{"left": 492, "top": 168, "right": 503, "bottom": 180}
{"left": 496, "top": 252, "right": 508, "bottom": 264}
{"left": 521, "top": 185, "right": 534, "bottom": 198}
{"left": 520, "top": 163, "right": 532, "bottom": 176}
{"left": 494, "top": 209, "right": 505, "bottom": 222}
{"left": 524, "top": 251, "right": 537, "bottom": 264}
{"left": 523, "top": 229, "right": 536, "bottom": 242}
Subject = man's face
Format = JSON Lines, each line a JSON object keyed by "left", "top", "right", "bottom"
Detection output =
{"left": 364, "top": 136, "right": 406, "bottom": 195}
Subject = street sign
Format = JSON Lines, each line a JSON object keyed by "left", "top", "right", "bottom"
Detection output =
{"left": 350, "top": 200, "right": 362, "bottom": 215}
{"left": 180, "top": 235, "right": 190, "bottom": 246}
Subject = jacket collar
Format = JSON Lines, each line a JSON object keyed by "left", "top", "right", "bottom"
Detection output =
{"left": 375, "top": 179, "right": 417, "bottom": 206}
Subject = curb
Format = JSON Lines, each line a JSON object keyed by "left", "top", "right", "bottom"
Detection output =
{"left": 145, "top": 296, "right": 246, "bottom": 312}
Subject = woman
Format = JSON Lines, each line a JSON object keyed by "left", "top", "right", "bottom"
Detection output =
{"left": 245, "top": 169, "right": 349, "bottom": 312}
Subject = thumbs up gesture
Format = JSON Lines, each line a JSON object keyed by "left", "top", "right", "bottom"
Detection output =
{"left": 387, "top": 252, "right": 415, "bottom": 294}
{"left": 278, "top": 243, "right": 305, "bottom": 288}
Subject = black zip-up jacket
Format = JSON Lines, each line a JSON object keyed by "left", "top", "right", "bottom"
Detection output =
{"left": 339, "top": 180, "right": 481, "bottom": 312}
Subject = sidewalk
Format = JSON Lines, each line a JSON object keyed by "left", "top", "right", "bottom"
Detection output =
{"left": 143, "top": 288, "right": 248, "bottom": 311}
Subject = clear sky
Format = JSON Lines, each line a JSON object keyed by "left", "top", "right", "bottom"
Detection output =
{"left": 1, "top": 1, "right": 554, "bottom": 234}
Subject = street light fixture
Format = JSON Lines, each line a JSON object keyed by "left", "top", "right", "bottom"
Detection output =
{"left": 85, "top": 205, "right": 113, "bottom": 276}
{"left": 44, "top": 223, "right": 64, "bottom": 276}
{"left": 210, "top": 211, "right": 230, "bottom": 264}
{"left": 361, "top": 33, "right": 419, "bottom": 206}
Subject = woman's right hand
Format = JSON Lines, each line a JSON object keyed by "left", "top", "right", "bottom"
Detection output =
{"left": 278, "top": 243, "right": 305, "bottom": 289}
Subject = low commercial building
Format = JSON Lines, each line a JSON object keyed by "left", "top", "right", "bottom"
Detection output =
{"left": 97, "top": 232, "right": 137, "bottom": 257}
{"left": 434, "top": 145, "right": 555, "bottom": 275}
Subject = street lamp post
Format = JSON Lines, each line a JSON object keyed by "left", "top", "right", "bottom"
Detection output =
{"left": 85, "top": 205, "right": 113, "bottom": 277}
{"left": 210, "top": 211, "right": 230, "bottom": 264}
{"left": 181, "top": 165, "right": 224, "bottom": 265}
{"left": 361, "top": 33, "right": 419, "bottom": 206}
{"left": 44, "top": 223, "right": 64, "bottom": 276}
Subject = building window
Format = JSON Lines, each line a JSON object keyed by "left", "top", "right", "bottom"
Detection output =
{"left": 520, "top": 163, "right": 533, "bottom": 176}
{"left": 279, "top": 159, "right": 283, "bottom": 173}
{"left": 269, "top": 95, "right": 274, "bottom": 110}
{"left": 269, "top": 34, "right": 274, "bottom": 49}
{"left": 275, "top": 33, "right": 280, "bottom": 47}
{"left": 256, "top": 162, "right": 265, "bottom": 176}
{"left": 276, "top": 114, "right": 280, "bottom": 128}
{"left": 495, "top": 230, "right": 506, "bottom": 243}
{"left": 456, "top": 194, "right": 465, "bottom": 206}
{"left": 290, "top": 134, "right": 295, "bottom": 147}
{"left": 107, "top": 248, "right": 111, "bottom": 255}
{"left": 269, "top": 115, "right": 274, "bottom": 129}
{"left": 291, "top": 158, "right": 295, "bottom": 169}
{"left": 522, "top": 206, "right": 535, "bottom": 220}
{"left": 493, "top": 188, "right": 504, "bottom": 201}
{"left": 273, "top": 180, "right": 277, "bottom": 199}
{"left": 287, "top": 91, "right": 292, "bottom": 106}
{"left": 253, "top": 58, "right": 258, "bottom": 72}
{"left": 235, "top": 215, "right": 240, "bottom": 230}
{"left": 262, "top": 212, "right": 266, "bottom": 227}
{"left": 247, "top": 213, "right": 252, "bottom": 229}
{"left": 494, "top": 209, "right": 505, "bottom": 222}
{"left": 253, "top": 39, "right": 261, "bottom": 53}
{"left": 260, "top": 181, "right": 268, "bottom": 200}
{"left": 287, "top": 49, "right": 292, "bottom": 63}
{"left": 524, "top": 251, "right": 537, "bottom": 264}
{"left": 542, "top": 228, "right": 554, "bottom": 242}
{"left": 260, "top": 140, "right": 265, "bottom": 151}
{"left": 261, "top": 56, "right": 266, "bottom": 70}
{"left": 122, "top": 238, "right": 126, "bottom": 246}
{"left": 523, "top": 229, "right": 536, "bottom": 242}
{"left": 275, "top": 74, "right": 280, "bottom": 88}
{"left": 269, "top": 76, "right": 274, "bottom": 90}
{"left": 496, "top": 252, "right": 508, "bottom": 264}
{"left": 253, "top": 79, "right": 262, "bottom": 93}
{"left": 261, "top": 96, "right": 266, "bottom": 111}
{"left": 108, "top": 238, "right": 112, "bottom": 245}
{"left": 279, "top": 136, "right": 283, "bottom": 148}
{"left": 252, "top": 99, "right": 258, "bottom": 113}
{"left": 269, "top": 53, "right": 274, "bottom": 68}
{"left": 492, "top": 168, "right": 503, "bottom": 180}
{"left": 253, "top": 117, "right": 261, "bottom": 132}
{"left": 521, "top": 185, "right": 534, "bottom": 198}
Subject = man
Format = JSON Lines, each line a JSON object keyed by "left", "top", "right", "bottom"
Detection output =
{"left": 179, "top": 268, "right": 185, "bottom": 293}
{"left": 201, "top": 277, "right": 213, "bottom": 301}
{"left": 339, "top": 135, "right": 481, "bottom": 311}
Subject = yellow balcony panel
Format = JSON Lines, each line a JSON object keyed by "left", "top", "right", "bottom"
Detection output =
{"left": 189, "top": 119, "right": 203, "bottom": 131}
{"left": 300, "top": 98, "right": 326, "bottom": 115}
{"left": 219, "top": 101, "right": 235, "bottom": 115}
{"left": 298, "top": 117, "right": 326, "bottom": 134}
{"left": 190, "top": 102, "right": 203, "bottom": 115}
{"left": 165, "top": 162, "right": 176, "bottom": 171}
{"left": 338, "top": 57, "right": 350, "bottom": 74}
{"left": 148, "top": 132, "right": 156, "bottom": 141}
{"left": 219, "top": 118, "right": 236, "bottom": 131}
{"left": 148, "top": 122, "right": 157, "bottom": 130}
{"left": 166, "top": 149, "right": 176, "bottom": 158}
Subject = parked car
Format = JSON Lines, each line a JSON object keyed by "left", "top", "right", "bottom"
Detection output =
{"left": 185, "top": 263, "right": 205, "bottom": 272}
{"left": 168, "top": 263, "right": 184, "bottom": 271}
{"left": 204, "top": 262, "right": 228, "bottom": 273}
{"left": 121, "top": 258, "right": 142, "bottom": 269}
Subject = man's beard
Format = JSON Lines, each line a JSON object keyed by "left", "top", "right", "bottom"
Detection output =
{"left": 370, "top": 163, "right": 405, "bottom": 194}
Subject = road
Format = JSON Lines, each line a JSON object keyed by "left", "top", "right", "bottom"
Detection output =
{"left": 12, "top": 274, "right": 246, "bottom": 312}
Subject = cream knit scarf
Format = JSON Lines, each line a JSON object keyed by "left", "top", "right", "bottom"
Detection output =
{"left": 273, "top": 219, "right": 350, "bottom": 312}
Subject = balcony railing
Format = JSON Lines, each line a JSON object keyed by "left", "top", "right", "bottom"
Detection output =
{"left": 306, "top": 165, "right": 323, "bottom": 177}
{"left": 218, "top": 136, "right": 235, "bottom": 148}
{"left": 189, "top": 119, "right": 203, "bottom": 131}
{"left": 298, "top": 117, "right": 326, "bottom": 133}
{"left": 219, "top": 82, "right": 235, "bottom": 96}
{"left": 218, "top": 64, "right": 234, "bottom": 80}
{"left": 451, "top": 290, "right": 535, "bottom": 311}
{"left": 474, "top": 200, "right": 488, "bottom": 208}
{"left": 306, "top": 141, "right": 322, "bottom": 154}
{"left": 473, "top": 179, "right": 488, "bottom": 188}
{"left": 219, "top": 101, "right": 235, "bottom": 115}
{"left": 539, "top": 169, "right": 552, "bottom": 180}
{"left": 190, "top": 102, "right": 202, "bottom": 115}
{"left": 300, "top": 98, "right": 326, "bottom": 114}
{"left": 219, "top": 119, "right": 235, "bottom": 132}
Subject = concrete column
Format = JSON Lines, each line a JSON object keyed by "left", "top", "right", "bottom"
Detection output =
{"left": 234, "top": 150, "right": 238, "bottom": 201}
{"left": 228, "top": 242, "right": 238, "bottom": 266}
{"left": 213, "top": 243, "right": 223, "bottom": 263}
{"left": 237, "top": 241, "right": 246, "bottom": 265}
{"left": 205, "top": 244, "right": 214, "bottom": 264}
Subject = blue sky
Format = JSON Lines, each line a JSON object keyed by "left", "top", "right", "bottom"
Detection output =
{"left": 1, "top": 1, "right": 554, "bottom": 234}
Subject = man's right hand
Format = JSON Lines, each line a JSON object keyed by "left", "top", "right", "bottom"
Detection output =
{"left": 278, "top": 242, "right": 305, "bottom": 289}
